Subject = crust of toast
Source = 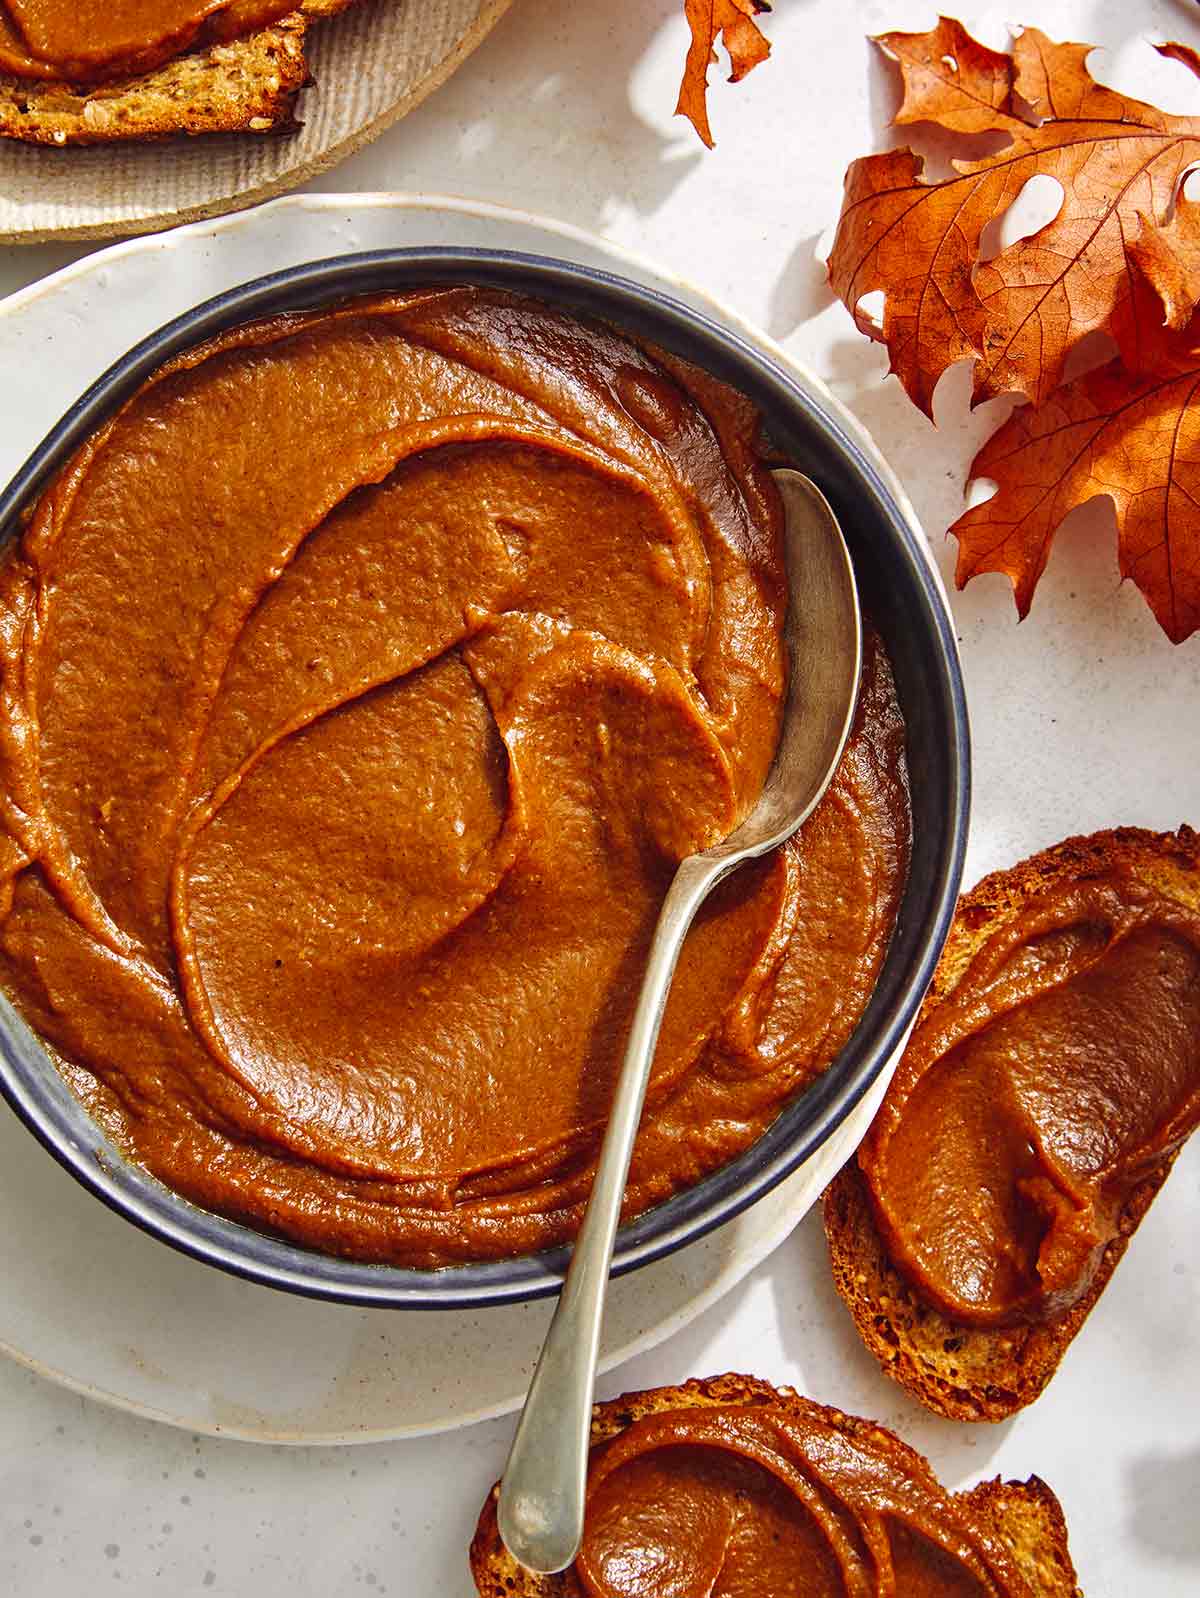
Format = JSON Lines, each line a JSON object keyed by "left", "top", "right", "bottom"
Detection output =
{"left": 468, "top": 1374, "right": 1082, "bottom": 1596}
{"left": 964, "top": 1477, "right": 1083, "bottom": 1598}
{"left": 824, "top": 825, "right": 1200, "bottom": 1423}
{"left": 0, "top": 0, "right": 358, "bottom": 145}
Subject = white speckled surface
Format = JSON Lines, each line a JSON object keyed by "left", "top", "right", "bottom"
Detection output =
{"left": 0, "top": 2, "right": 1198, "bottom": 1593}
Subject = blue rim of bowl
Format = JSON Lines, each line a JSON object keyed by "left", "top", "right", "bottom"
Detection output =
{"left": 0, "top": 247, "right": 970, "bottom": 1309}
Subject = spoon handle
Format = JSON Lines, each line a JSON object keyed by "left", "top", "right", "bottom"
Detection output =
{"left": 496, "top": 852, "right": 724, "bottom": 1575}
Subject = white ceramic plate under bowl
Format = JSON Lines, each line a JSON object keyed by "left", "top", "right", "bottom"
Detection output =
{"left": 0, "top": 194, "right": 937, "bottom": 1442}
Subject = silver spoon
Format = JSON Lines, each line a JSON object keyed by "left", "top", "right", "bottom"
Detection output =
{"left": 496, "top": 468, "right": 863, "bottom": 1575}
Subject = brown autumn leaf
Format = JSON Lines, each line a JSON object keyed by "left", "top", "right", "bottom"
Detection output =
{"left": 828, "top": 17, "right": 1200, "bottom": 416}
{"left": 676, "top": 0, "right": 771, "bottom": 148}
{"left": 950, "top": 198, "right": 1200, "bottom": 644}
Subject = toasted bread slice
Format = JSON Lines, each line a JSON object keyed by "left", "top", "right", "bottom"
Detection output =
{"left": 0, "top": 0, "right": 358, "bottom": 145}
{"left": 824, "top": 825, "right": 1200, "bottom": 1423}
{"left": 468, "top": 1374, "right": 1082, "bottom": 1596}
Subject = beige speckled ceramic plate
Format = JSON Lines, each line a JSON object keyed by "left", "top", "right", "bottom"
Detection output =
{"left": 0, "top": 193, "right": 941, "bottom": 1443}
{"left": 0, "top": 0, "right": 512, "bottom": 244}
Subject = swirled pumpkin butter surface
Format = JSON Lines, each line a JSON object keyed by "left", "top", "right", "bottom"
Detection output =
{"left": 0, "top": 1, "right": 297, "bottom": 84}
{"left": 859, "top": 870, "right": 1200, "bottom": 1328}
{"left": 575, "top": 1400, "right": 1031, "bottom": 1596}
{"left": 0, "top": 288, "right": 910, "bottom": 1266}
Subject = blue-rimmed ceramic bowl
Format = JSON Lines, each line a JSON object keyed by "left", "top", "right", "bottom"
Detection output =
{"left": 0, "top": 248, "right": 969, "bottom": 1309}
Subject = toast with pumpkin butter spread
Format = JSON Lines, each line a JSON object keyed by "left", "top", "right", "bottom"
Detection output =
{"left": 469, "top": 1374, "right": 1082, "bottom": 1596}
{"left": 825, "top": 826, "right": 1200, "bottom": 1422}
{"left": 0, "top": 0, "right": 358, "bottom": 145}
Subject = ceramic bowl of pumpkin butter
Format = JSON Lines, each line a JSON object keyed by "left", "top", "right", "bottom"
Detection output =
{"left": 0, "top": 250, "right": 968, "bottom": 1308}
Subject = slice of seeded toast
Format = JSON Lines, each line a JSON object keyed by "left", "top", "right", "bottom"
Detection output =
{"left": 0, "top": 0, "right": 358, "bottom": 145}
{"left": 468, "top": 1374, "right": 1082, "bottom": 1596}
{"left": 824, "top": 826, "right": 1200, "bottom": 1423}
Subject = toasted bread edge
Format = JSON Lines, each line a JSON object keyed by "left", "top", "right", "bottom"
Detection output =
{"left": 0, "top": 0, "right": 360, "bottom": 146}
{"left": 965, "top": 1476, "right": 1084, "bottom": 1598}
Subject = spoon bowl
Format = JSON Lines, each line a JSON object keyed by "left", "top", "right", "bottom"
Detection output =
{"left": 497, "top": 467, "right": 863, "bottom": 1574}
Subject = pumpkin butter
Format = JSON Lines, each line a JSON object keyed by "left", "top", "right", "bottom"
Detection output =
{"left": 0, "top": 1, "right": 297, "bottom": 83}
{"left": 0, "top": 287, "right": 910, "bottom": 1267}
{"left": 575, "top": 1399, "right": 1034, "bottom": 1597}
{"left": 859, "top": 869, "right": 1200, "bottom": 1328}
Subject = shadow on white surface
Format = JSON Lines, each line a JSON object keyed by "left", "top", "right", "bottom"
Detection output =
{"left": 306, "top": 0, "right": 706, "bottom": 230}
{"left": 765, "top": 230, "right": 831, "bottom": 340}
{"left": 1127, "top": 1444, "right": 1200, "bottom": 1563}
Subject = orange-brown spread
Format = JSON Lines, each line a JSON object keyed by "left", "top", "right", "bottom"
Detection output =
{"left": 0, "top": 287, "right": 909, "bottom": 1266}
{"left": 0, "top": 1, "right": 296, "bottom": 83}
{"left": 860, "top": 870, "right": 1200, "bottom": 1327}
{"left": 575, "top": 1399, "right": 1033, "bottom": 1596}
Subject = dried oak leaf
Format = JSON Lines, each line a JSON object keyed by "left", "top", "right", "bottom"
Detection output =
{"left": 676, "top": 0, "right": 771, "bottom": 149}
{"left": 828, "top": 17, "right": 1200, "bottom": 416}
{"left": 950, "top": 198, "right": 1200, "bottom": 644}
